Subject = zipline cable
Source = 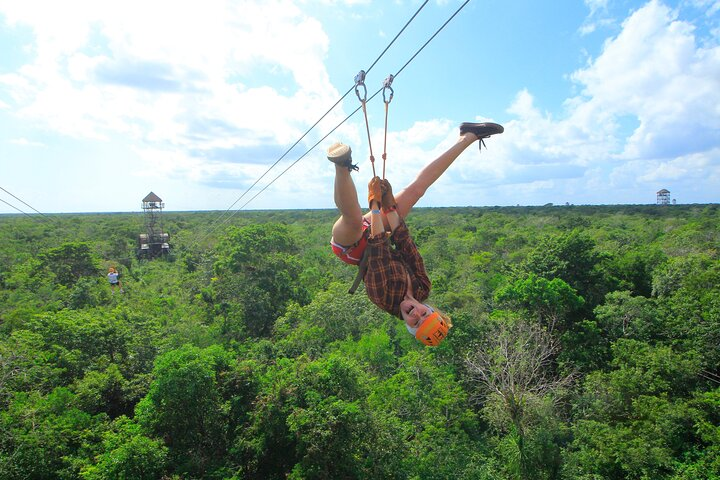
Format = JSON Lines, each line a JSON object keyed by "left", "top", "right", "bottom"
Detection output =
{"left": 206, "top": 86, "right": 355, "bottom": 228}
{"left": 0, "top": 197, "right": 35, "bottom": 219}
{"left": 0, "top": 185, "right": 53, "bottom": 221}
{"left": 221, "top": 0, "right": 472, "bottom": 218}
{"left": 364, "top": 0, "right": 430, "bottom": 76}
{"left": 393, "top": 0, "right": 471, "bottom": 80}
{"left": 198, "top": 0, "right": 432, "bottom": 242}
{"left": 163, "top": 0, "right": 471, "bottom": 272}
{"left": 197, "top": 0, "right": 471, "bottom": 243}
{"left": 237, "top": 103, "right": 367, "bottom": 212}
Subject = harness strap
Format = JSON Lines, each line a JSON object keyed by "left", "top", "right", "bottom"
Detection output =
{"left": 361, "top": 100, "right": 377, "bottom": 178}
{"left": 382, "top": 74, "right": 394, "bottom": 180}
{"left": 354, "top": 71, "right": 395, "bottom": 180}
{"left": 348, "top": 241, "right": 371, "bottom": 294}
{"left": 355, "top": 70, "right": 377, "bottom": 178}
{"left": 347, "top": 71, "right": 397, "bottom": 294}
{"left": 382, "top": 102, "right": 389, "bottom": 179}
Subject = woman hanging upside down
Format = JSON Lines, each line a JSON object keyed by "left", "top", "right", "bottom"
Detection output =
{"left": 328, "top": 121, "right": 504, "bottom": 345}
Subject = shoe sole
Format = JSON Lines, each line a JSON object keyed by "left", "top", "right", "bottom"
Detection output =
{"left": 460, "top": 122, "right": 504, "bottom": 138}
{"left": 327, "top": 142, "right": 352, "bottom": 165}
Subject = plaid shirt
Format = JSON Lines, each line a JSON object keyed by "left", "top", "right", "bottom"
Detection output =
{"left": 363, "top": 221, "right": 431, "bottom": 317}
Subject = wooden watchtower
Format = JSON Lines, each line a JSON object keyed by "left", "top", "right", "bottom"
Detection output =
{"left": 656, "top": 189, "right": 671, "bottom": 205}
{"left": 137, "top": 192, "right": 170, "bottom": 258}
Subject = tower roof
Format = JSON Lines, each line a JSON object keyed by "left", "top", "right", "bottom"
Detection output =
{"left": 657, "top": 189, "right": 670, "bottom": 194}
{"left": 143, "top": 192, "right": 163, "bottom": 203}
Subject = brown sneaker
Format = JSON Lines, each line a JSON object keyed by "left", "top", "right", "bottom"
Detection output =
{"left": 460, "top": 122, "right": 504, "bottom": 151}
{"left": 327, "top": 142, "right": 358, "bottom": 172}
{"left": 459, "top": 122, "right": 504, "bottom": 138}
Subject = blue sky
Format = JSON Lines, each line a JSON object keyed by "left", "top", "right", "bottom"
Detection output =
{"left": 0, "top": 0, "right": 718, "bottom": 214}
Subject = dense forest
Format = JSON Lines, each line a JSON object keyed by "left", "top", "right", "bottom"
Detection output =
{"left": 0, "top": 204, "right": 718, "bottom": 479}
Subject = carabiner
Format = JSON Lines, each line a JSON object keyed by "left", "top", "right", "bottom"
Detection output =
{"left": 382, "top": 74, "right": 394, "bottom": 104}
{"left": 355, "top": 70, "right": 366, "bottom": 85}
{"left": 354, "top": 70, "right": 367, "bottom": 102}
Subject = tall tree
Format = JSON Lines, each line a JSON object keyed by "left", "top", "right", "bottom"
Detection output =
{"left": 211, "top": 224, "right": 309, "bottom": 338}
{"left": 466, "top": 318, "right": 573, "bottom": 479}
{"left": 135, "top": 345, "right": 232, "bottom": 477}
{"left": 37, "top": 242, "right": 101, "bottom": 287}
{"left": 520, "top": 230, "right": 609, "bottom": 313}
{"left": 495, "top": 274, "right": 585, "bottom": 333}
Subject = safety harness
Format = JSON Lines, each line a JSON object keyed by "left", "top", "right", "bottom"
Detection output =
{"left": 348, "top": 71, "right": 395, "bottom": 295}
{"left": 348, "top": 245, "right": 370, "bottom": 294}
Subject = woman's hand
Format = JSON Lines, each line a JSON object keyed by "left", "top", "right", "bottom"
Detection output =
{"left": 368, "top": 176, "right": 383, "bottom": 209}
{"left": 380, "top": 179, "right": 397, "bottom": 211}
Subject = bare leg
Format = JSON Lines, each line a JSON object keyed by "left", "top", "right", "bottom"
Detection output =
{"left": 331, "top": 165, "right": 365, "bottom": 246}
{"left": 393, "top": 132, "right": 479, "bottom": 218}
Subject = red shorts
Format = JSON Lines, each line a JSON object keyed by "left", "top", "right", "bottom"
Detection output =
{"left": 331, "top": 218, "right": 370, "bottom": 266}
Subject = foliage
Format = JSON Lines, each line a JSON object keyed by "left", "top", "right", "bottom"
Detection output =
{"left": 0, "top": 387, "right": 105, "bottom": 479}
{"left": 0, "top": 205, "right": 718, "bottom": 478}
{"left": 79, "top": 416, "right": 168, "bottom": 480}
{"left": 135, "top": 344, "right": 232, "bottom": 476}
{"left": 495, "top": 274, "right": 585, "bottom": 332}
{"left": 210, "top": 223, "right": 310, "bottom": 339}
{"left": 37, "top": 242, "right": 102, "bottom": 287}
{"left": 466, "top": 318, "right": 573, "bottom": 479}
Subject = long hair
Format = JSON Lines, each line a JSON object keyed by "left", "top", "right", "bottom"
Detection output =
{"left": 429, "top": 305, "right": 453, "bottom": 329}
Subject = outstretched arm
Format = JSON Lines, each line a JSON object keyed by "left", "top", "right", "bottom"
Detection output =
{"left": 394, "top": 132, "right": 478, "bottom": 218}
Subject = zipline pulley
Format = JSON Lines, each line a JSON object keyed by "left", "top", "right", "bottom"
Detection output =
{"left": 354, "top": 70, "right": 368, "bottom": 102}
{"left": 382, "top": 74, "right": 394, "bottom": 105}
{"left": 355, "top": 71, "right": 397, "bottom": 180}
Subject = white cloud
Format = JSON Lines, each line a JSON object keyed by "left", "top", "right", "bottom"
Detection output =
{"left": 580, "top": 0, "right": 613, "bottom": 36}
{"left": 315, "top": 0, "right": 371, "bottom": 5}
{"left": 643, "top": 149, "right": 717, "bottom": 184}
{"left": 570, "top": 0, "right": 720, "bottom": 161}
{"left": 1, "top": 0, "right": 718, "bottom": 210}
{"left": 486, "top": 0, "right": 720, "bottom": 204}
{"left": 585, "top": 0, "right": 609, "bottom": 15}
{"left": 9, "top": 137, "right": 45, "bottom": 147}
{"left": 0, "top": 0, "right": 344, "bottom": 180}
{"left": 687, "top": 0, "right": 720, "bottom": 15}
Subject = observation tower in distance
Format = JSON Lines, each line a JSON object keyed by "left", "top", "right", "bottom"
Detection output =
{"left": 656, "top": 189, "right": 671, "bottom": 205}
{"left": 137, "top": 192, "right": 170, "bottom": 258}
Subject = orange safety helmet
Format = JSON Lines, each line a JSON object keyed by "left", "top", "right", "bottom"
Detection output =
{"left": 414, "top": 311, "right": 451, "bottom": 346}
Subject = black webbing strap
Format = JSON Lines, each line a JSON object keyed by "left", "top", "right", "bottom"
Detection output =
{"left": 348, "top": 243, "right": 370, "bottom": 294}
